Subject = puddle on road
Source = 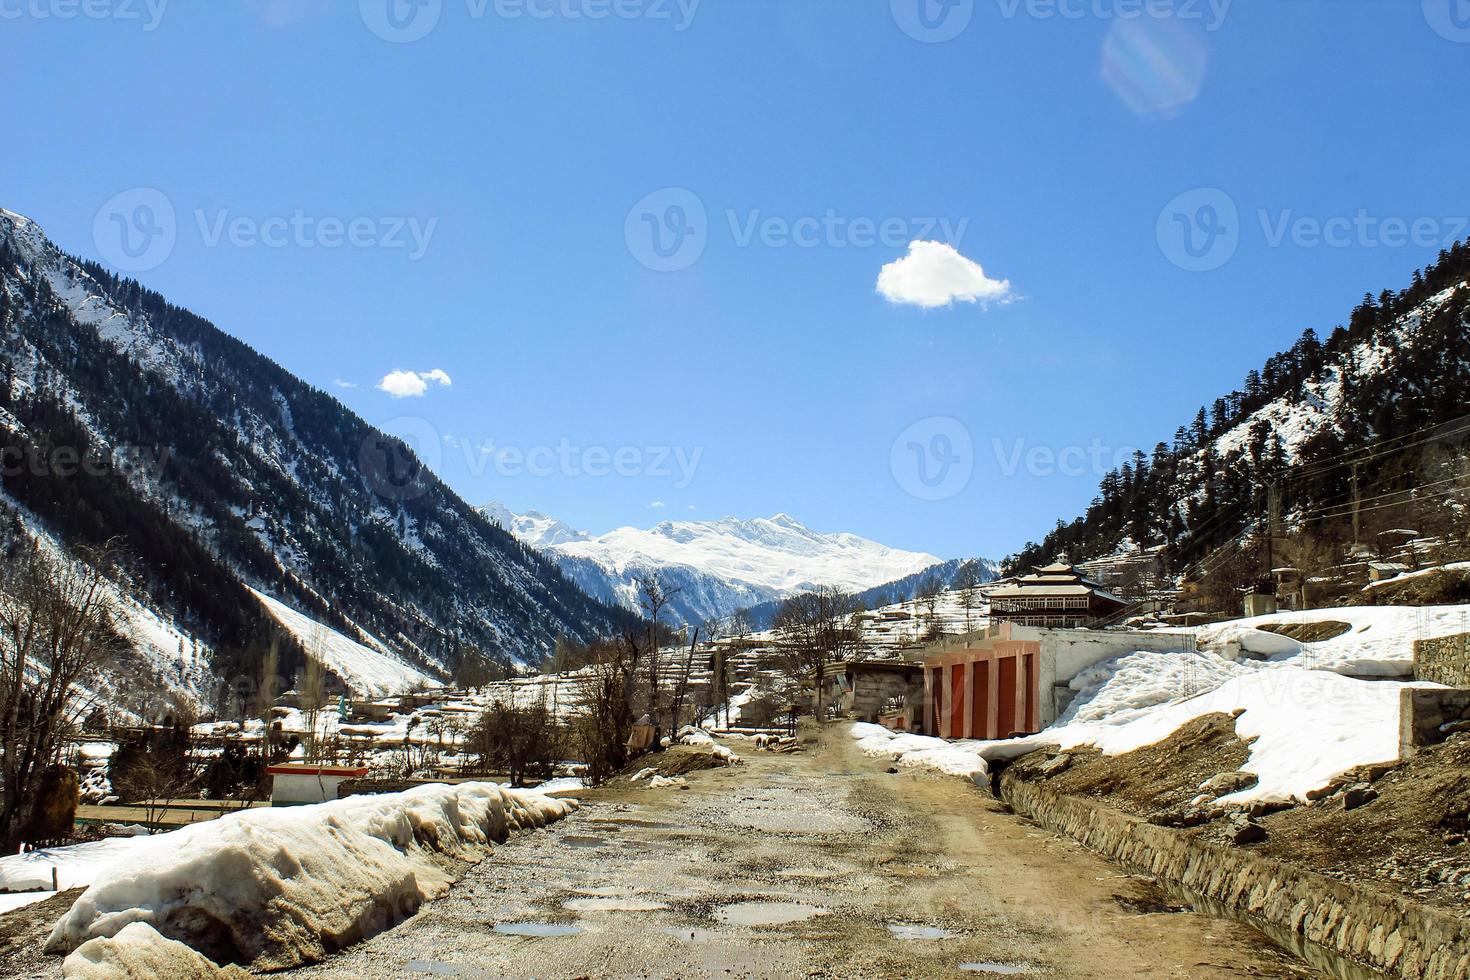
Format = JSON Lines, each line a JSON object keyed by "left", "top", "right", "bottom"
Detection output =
{"left": 560, "top": 835, "right": 608, "bottom": 848}
{"left": 959, "top": 963, "right": 1030, "bottom": 975}
{"left": 563, "top": 897, "right": 668, "bottom": 912}
{"left": 888, "top": 923, "right": 961, "bottom": 940}
{"left": 712, "top": 901, "right": 829, "bottom": 927}
{"left": 492, "top": 922, "right": 583, "bottom": 937}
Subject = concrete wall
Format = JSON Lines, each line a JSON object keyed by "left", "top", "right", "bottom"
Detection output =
{"left": 1000, "top": 772, "right": 1470, "bottom": 979}
{"left": 1025, "top": 626, "right": 1196, "bottom": 726}
{"left": 918, "top": 624, "right": 1196, "bottom": 732}
{"left": 1415, "top": 633, "right": 1470, "bottom": 688}
{"left": 1399, "top": 687, "right": 1470, "bottom": 756}
{"left": 849, "top": 671, "right": 919, "bottom": 723}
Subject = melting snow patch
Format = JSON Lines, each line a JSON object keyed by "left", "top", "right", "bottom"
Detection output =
{"left": 849, "top": 724, "right": 988, "bottom": 783}
{"left": 46, "top": 783, "right": 575, "bottom": 970}
{"left": 61, "top": 921, "right": 250, "bottom": 979}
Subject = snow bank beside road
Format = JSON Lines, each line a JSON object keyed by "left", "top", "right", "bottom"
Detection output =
{"left": 850, "top": 724, "right": 988, "bottom": 782}
{"left": 1194, "top": 605, "right": 1470, "bottom": 677}
{"left": 46, "top": 783, "right": 575, "bottom": 970}
{"left": 62, "top": 922, "right": 249, "bottom": 979}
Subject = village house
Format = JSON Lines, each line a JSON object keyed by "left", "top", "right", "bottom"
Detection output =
{"left": 917, "top": 622, "right": 1196, "bottom": 739}
{"left": 986, "top": 563, "right": 1128, "bottom": 628}
{"left": 266, "top": 763, "right": 370, "bottom": 806}
{"left": 818, "top": 660, "right": 923, "bottom": 726}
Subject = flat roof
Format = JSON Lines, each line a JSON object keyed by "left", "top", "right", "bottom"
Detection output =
{"left": 266, "top": 764, "right": 370, "bottom": 777}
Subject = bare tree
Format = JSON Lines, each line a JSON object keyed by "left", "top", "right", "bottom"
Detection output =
{"left": 668, "top": 626, "right": 701, "bottom": 732}
{"left": 256, "top": 637, "right": 281, "bottom": 721}
{"left": 954, "top": 561, "right": 984, "bottom": 633}
{"left": 299, "top": 651, "right": 329, "bottom": 763}
{"left": 728, "top": 607, "right": 756, "bottom": 640}
{"left": 771, "top": 586, "right": 860, "bottom": 721}
{"left": 0, "top": 539, "right": 130, "bottom": 851}
{"left": 635, "top": 573, "right": 682, "bottom": 729}
{"left": 572, "top": 634, "right": 640, "bottom": 784}
{"left": 470, "top": 697, "right": 560, "bottom": 786}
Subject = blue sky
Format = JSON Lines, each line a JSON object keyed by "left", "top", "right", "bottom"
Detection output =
{"left": 5, "top": 0, "right": 1467, "bottom": 561}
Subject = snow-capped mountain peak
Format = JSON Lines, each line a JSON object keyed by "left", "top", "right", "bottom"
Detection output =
{"left": 479, "top": 502, "right": 944, "bottom": 624}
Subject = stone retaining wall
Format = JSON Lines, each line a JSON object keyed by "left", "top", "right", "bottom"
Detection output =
{"left": 999, "top": 772, "right": 1470, "bottom": 979}
{"left": 1415, "top": 633, "right": 1470, "bottom": 688}
{"left": 1399, "top": 688, "right": 1470, "bottom": 755}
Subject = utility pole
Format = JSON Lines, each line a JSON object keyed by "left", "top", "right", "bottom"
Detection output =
{"left": 1264, "top": 482, "right": 1280, "bottom": 579}
{"left": 1350, "top": 461, "right": 1363, "bottom": 548}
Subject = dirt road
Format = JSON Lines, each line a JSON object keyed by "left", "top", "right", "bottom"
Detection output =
{"left": 297, "top": 730, "right": 1319, "bottom": 979}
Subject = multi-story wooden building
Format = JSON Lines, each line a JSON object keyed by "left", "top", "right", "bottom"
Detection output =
{"left": 985, "top": 562, "right": 1127, "bottom": 629}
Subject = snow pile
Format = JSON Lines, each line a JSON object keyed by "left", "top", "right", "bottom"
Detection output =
{"left": 46, "top": 783, "right": 576, "bottom": 970}
{"left": 648, "top": 775, "right": 688, "bottom": 788}
{"left": 968, "top": 659, "right": 1427, "bottom": 804}
{"left": 1058, "top": 649, "right": 1251, "bottom": 727}
{"left": 62, "top": 922, "right": 249, "bottom": 979}
{"left": 850, "top": 723, "right": 988, "bottom": 782}
{"left": 0, "top": 837, "right": 141, "bottom": 897}
{"left": 676, "top": 727, "right": 741, "bottom": 765}
{"left": 1194, "top": 604, "right": 1470, "bottom": 677}
{"left": 250, "top": 588, "right": 437, "bottom": 698}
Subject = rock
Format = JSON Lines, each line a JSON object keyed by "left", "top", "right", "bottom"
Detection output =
{"left": 1150, "top": 806, "right": 1214, "bottom": 828}
{"left": 1305, "top": 780, "right": 1345, "bottom": 802}
{"left": 1037, "top": 754, "right": 1072, "bottom": 778}
{"left": 1342, "top": 784, "right": 1379, "bottom": 811}
{"left": 1200, "top": 771, "right": 1258, "bottom": 796}
{"left": 1247, "top": 800, "right": 1294, "bottom": 819}
{"left": 1440, "top": 719, "right": 1470, "bottom": 735}
{"left": 1228, "top": 816, "right": 1267, "bottom": 845}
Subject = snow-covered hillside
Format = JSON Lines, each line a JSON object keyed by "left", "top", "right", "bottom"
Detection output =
{"left": 481, "top": 503, "right": 944, "bottom": 624}
{"left": 0, "top": 207, "right": 628, "bottom": 699}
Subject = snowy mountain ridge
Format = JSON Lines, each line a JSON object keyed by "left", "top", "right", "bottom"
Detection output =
{"left": 481, "top": 502, "right": 945, "bottom": 624}
{"left": 0, "top": 207, "right": 631, "bottom": 702}
{"left": 1010, "top": 246, "right": 1470, "bottom": 576}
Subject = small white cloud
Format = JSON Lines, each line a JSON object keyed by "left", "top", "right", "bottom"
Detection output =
{"left": 333, "top": 378, "right": 356, "bottom": 389}
{"left": 648, "top": 500, "right": 666, "bottom": 509}
{"left": 876, "top": 240, "right": 1011, "bottom": 309}
{"left": 687, "top": 504, "right": 696, "bottom": 511}
{"left": 377, "top": 368, "right": 453, "bottom": 398}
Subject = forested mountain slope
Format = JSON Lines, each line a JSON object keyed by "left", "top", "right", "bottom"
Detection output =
{"left": 0, "top": 209, "right": 631, "bottom": 699}
{"left": 1010, "top": 243, "right": 1470, "bottom": 588}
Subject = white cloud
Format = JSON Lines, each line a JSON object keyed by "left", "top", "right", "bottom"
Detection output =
{"left": 648, "top": 500, "right": 666, "bottom": 509}
{"left": 876, "top": 240, "right": 1011, "bottom": 309}
{"left": 376, "top": 369, "right": 453, "bottom": 398}
{"left": 333, "top": 378, "right": 356, "bottom": 389}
